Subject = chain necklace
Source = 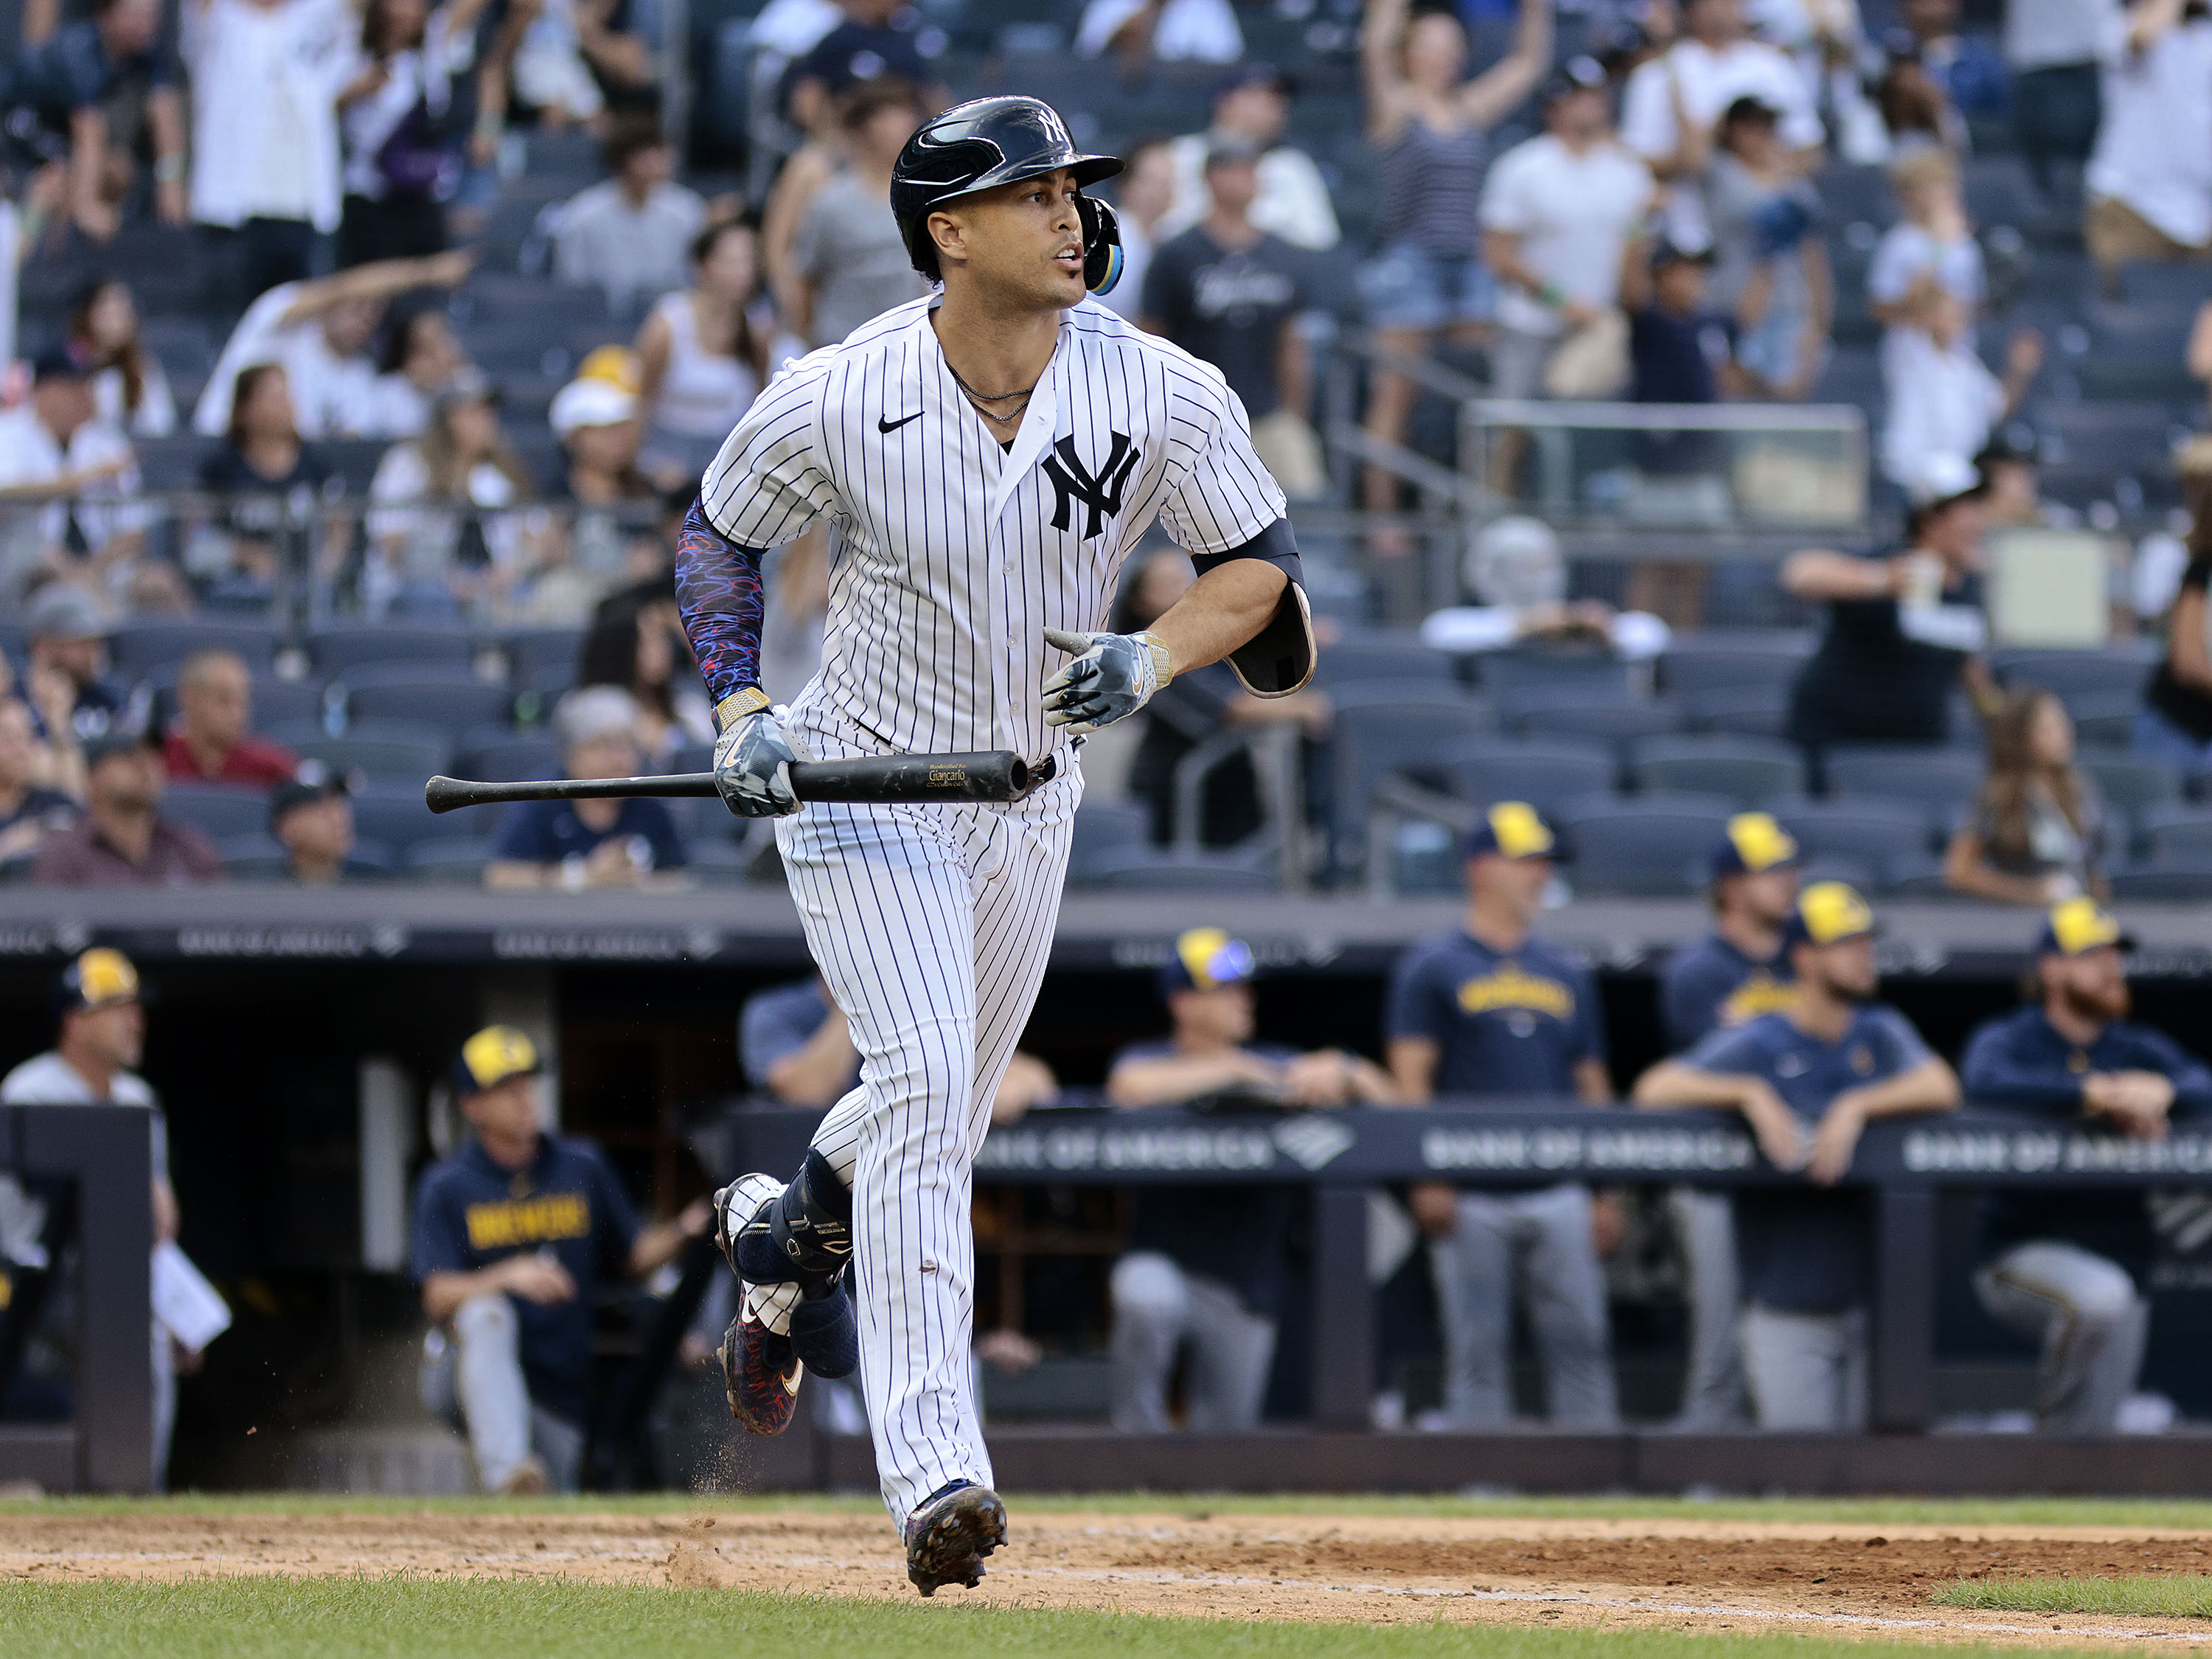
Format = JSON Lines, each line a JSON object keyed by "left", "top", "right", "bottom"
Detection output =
{"left": 945, "top": 358, "right": 1037, "bottom": 426}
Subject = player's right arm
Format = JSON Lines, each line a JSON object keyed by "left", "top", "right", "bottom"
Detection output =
{"left": 678, "top": 365, "right": 839, "bottom": 815}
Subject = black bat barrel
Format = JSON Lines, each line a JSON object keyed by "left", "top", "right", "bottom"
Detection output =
{"left": 423, "top": 751, "right": 1032, "bottom": 814}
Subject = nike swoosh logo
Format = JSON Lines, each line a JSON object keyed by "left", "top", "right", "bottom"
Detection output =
{"left": 878, "top": 411, "right": 923, "bottom": 434}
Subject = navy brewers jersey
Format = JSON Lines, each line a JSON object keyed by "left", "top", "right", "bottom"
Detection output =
{"left": 1386, "top": 930, "right": 1606, "bottom": 1098}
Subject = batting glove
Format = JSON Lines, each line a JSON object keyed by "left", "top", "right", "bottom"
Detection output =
{"left": 712, "top": 695, "right": 801, "bottom": 818}
{"left": 1040, "top": 627, "right": 1172, "bottom": 734}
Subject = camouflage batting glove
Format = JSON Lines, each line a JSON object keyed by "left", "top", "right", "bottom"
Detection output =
{"left": 712, "top": 689, "right": 801, "bottom": 818}
{"left": 1040, "top": 627, "right": 1172, "bottom": 734}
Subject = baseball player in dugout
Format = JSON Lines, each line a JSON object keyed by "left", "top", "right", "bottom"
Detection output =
{"left": 674, "top": 94, "right": 1312, "bottom": 1593}
{"left": 411, "top": 1028, "right": 711, "bottom": 1494}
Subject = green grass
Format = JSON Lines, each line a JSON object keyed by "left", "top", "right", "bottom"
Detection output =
{"left": 13, "top": 1492, "right": 2212, "bottom": 1529}
{"left": 0, "top": 1579, "right": 2142, "bottom": 1659}
{"left": 1933, "top": 1574, "right": 2212, "bottom": 1619}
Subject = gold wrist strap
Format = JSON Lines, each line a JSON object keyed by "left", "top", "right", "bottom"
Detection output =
{"left": 1140, "top": 630, "right": 1175, "bottom": 687}
{"left": 714, "top": 687, "right": 772, "bottom": 731}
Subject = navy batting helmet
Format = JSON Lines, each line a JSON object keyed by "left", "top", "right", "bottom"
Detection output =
{"left": 890, "top": 96, "right": 1126, "bottom": 292}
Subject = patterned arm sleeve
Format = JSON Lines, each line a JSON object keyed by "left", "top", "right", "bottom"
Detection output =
{"left": 675, "top": 498, "right": 768, "bottom": 709}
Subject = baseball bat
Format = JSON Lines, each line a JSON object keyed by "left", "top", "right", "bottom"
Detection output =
{"left": 423, "top": 750, "right": 1032, "bottom": 814}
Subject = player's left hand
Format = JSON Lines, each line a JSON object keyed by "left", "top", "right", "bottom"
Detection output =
{"left": 712, "top": 706, "right": 801, "bottom": 817}
{"left": 1041, "top": 627, "right": 1171, "bottom": 733}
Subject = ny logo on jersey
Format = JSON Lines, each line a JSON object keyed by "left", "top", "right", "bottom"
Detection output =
{"left": 1043, "top": 432, "right": 1140, "bottom": 540}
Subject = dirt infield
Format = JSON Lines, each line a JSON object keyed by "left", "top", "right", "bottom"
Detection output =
{"left": 10, "top": 1505, "right": 2212, "bottom": 1646}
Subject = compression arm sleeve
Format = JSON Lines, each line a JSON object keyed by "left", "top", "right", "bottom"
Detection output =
{"left": 675, "top": 496, "right": 769, "bottom": 712}
{"left": 1190, "top": 518, "right": 1315, "bottom": 697}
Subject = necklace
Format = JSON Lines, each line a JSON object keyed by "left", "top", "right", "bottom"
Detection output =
{"left": 945, "top": 358, "right": 1037, "bottom": 425}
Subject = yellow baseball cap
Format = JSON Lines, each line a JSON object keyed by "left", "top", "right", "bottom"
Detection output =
{"left": 1461, "top": 801, "right": 1557, "bottom": 861}
{"left": 455, "top": 1026, "right": 540, "bottom": 1094}
{"left": 57, "top": 947, "right": 139, "bottom": 1012}
{"left": 1160, "top": 926, "right": 1256, "bottom": 995}
{"left": 1711, "top": 812, "right": 1799, "bottom": 878}
{"left": 1782, "top": 880, "right": 1879, "bottom": 947}
{"left": 2039, "top": 897, "right": 2132, "bottom": 957}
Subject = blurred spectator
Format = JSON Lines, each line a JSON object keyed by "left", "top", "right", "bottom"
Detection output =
{"left": 184, "top": 0, "right": 348, "bottom": 299}
{"left": 160, "top": 648, "right": 299, "bottom": 787}
{"left": 1479, "top": 61, "right": 1653, "bottom": 404}
{"left": 1976, "top": 430, "right": 2076, "bottom": 529}
{"left": 549, "top": 115, "right": 706, "bottom": 315}
{"left": 1141, "top": 142, "right": 1321, "bottom": 499}
{"left": 634, "top": 219, "right": 774, "bottom": 483}
{"left": 1622, "top": 238, "right": 1741, "bottom": 407}
{"left": 193, "top": 250, "right": 475, "bottom": 438}
{"left": 1077, "top": 0, "right": 1242, "bottom": 69}
{"left": 741, "top": 973, "right": 860, "bottom": 1105}
{"left": 33, "top": 728, "right": 223, "bottom": 887}
{"left": 1901, "top": 0, "right": 2009, "bottom": 116}
{"left": 1100, "top": 135, "right": 1178, "bottom": 323}
{"left": 1704, "top": 97, "right": 1831, "bottom": 399}
{"left": 370, "top": 302, "right": 469, "bottom": 438}
{"left": 1878, "top": 291, "right": 2041, "bottom": 488}
{"left": 1, "top": 948, "right": 185, "bottom": 1483}
{"left": 2006, "top": 0, "right": 2117, "bottom": 189}
{"left": 511, "top": 0, "right": 650, "bottom": 126}
{"left": 366, "top": 372, "right": 540, "bottom": 617}
{"left": 267, "top": 773, "right": 361, "bottom": 883}
{"left": 2084, "top": 0, "right": 2212, "bottom": 291}
{"left": 1870, "top": 149, "right": 1982, "bottom": 331}
{"left": 1963, "top": 900, "right": 2212, "bottom": 1433}
{"left": 1656, "top": 813, "right": 1802, "bottom": 1430}
{"left": 1784, "top": 452, "right": 1991, "bottom": 750}
{"left": 20, "top": 585, "right": 125, "bottom": 747}
{"left": 576, "top": 588, "right": 713, "bottom": 762}
{"left": 0, "top": 698, "right": 81, "bottom": 866}
{"left": 335, "top": 0, "right": 491, "bottom": 268}
{"left": 69, "top": 277, "right": 175, "bottom": 438}
{"left": 1945, "top": 686, "right": 2108, "bottom": 905}
{"left": 1358, "top": 0, "right": 1551, "bottom": 534}
{"left": 198, "top": 366, "right": 337, "bottom": 602}
{"left": 1420, "top": 515, "right": 1672, "bottom": 661}
{"left": 412, "top": 1026, "right": 709, "bottom": 1494}
{"left": 1873, "top": 34, "right": 1967, "bottom": 157}
{"left": 2135, "top": 501, "right": 2212, "bottom": 770}
{"left": 1108, "top": 928, "right": 1391, "bottom": 1433}
{"left": 485, "top": 686, "right": 686, "bottom": 887}
{"left": 777, "top": 0, "right": 942, "bottom": 136}
{"left": 1, "top": 0, "right": 187, "bottom": 243}
{"left": 0, "top": 352, "right": 141, "bottom": 604}
{"left": 537, "top": 370, "right": 656, "bottom": 618}
{"left": 1635, "top": 883, "right": 1960, "bottom": 1430}
{"left": 1620, "top": 0, "right": 1823, "bottom": 250}
{"left": 788, "top": 78, "right": 931, "bottom": 350}
{"left": 1117, "top": 548, "right": 1330, "bottom": 846}
{"left": 1387, "top": 804, "right": 1621, "bottom": 1430}
{"left": 1162, "top": 64, "right": 1341, "bottom": 254}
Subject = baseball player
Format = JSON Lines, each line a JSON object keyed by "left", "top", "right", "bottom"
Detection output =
{"left": 675, "top": 95, "right": 1312, "bottom": 1594}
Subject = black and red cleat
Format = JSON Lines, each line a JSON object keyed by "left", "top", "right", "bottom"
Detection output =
{"left": 719, "top": 1314, "right": 802, "bottom": 1436}
{"left": 902, "top": 1481, "right": 1007, "bottom": 1596}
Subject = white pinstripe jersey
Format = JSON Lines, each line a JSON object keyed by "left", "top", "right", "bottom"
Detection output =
{"left": 699, "top": 293, "right": 1286, "bottom": 762}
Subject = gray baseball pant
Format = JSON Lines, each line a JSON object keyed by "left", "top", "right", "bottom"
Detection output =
{"left": 1974, "top": 1240, "right": 2148, "bottom": 1434}
{"left": 1740, "top": 1302, "right": 1868, "bottom": 1430}
{"left": 1109, "top": 1251, "right": 1276, "bottom": 1432}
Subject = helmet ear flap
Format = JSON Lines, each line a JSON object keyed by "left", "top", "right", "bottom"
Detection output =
{"left": 1077, "top": 194, "right": 1122, "bottom": 296}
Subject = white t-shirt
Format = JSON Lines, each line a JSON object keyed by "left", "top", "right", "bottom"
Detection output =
{"left": 1879, "top": 327, "right": 2004, "bottom": 485}
{"left": 0, "top": 406, "right": 142, "bottom": 555}
{"left": 549, "top": 181, "right": 710, "bottom": 312}
{"left": 1158, "top": 133, "right": 1342, "bottom": 252}
{"left": 1620, "top": 38, "right": 1824, "bottom": 248}
{"left": 184, "top": 0, "right": 349, "bottom": 234}
{"left": 2087, "top": 14, "right": 2212, "bottom": 247}
{"left": 1868, "top": 223, "right": 1986, "bottom": 308}
{"left": 337, "top": 12, "right": 476, "bottom": 202}
{"left": 2007, "top": 0, "right": 2121, "bottom": 70}
{"left": 0, "top": 1051, "right": 166, "bottom": 1176}
{"left": 1479, "top": 134, "right": 1655, "bottom": 337}
{"left": 193, "top": 282, "right": 389, "bottom": 439}
{"left": 92, "top": 360, "right": 178, "bottom": 439}
{"left": 1076, "top": 0, "right": 1242, "bottom": 62}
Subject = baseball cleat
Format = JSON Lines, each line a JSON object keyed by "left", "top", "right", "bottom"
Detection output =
{"left": 711, "top": 1174, "right": 784, "bottom": 1279}
{"left": 902, "top": 1481, "right": 1007, "bottom": 1596}
{"left": 719, "top": 1313, "right": 803, "bottom": 1436}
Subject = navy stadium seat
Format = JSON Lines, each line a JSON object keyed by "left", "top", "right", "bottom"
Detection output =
{"left": 164, "top": 783, "right": 271, "bottom": 841}
{"left": 1327, "top": 689, "right": 1497, "bottom": 869}
{"left": 308, "top": 627, "right": 476, "bottom": 676}
{"left": 1772, "top": 799, "right": 1938, "bottom": 872}
{"left": 1557, "top": 794, "right": 1736, "bottom": 895}
{"left": 1438, "top": 737, "right": 1615, "bottom": 814}
{"left": 1823, "top": 748, "right": 1985, "bottom": 821}
{"left": 2079, "top": 755, "right": 2183, "bottom": 818}
{"left": 343, "top": 672, "right": 516, "bottom": 734}
{"left": 273, "top": 717, "right": 451, "bottom": 782}
{"left": 1632, "top": 734, "right": 1804, "bottom": 806}
{"left": 1683, "top": 686, "right": 1790, "bottom": 739}
{"left": 111, "top": 620, "right": 276, "bottom": 675}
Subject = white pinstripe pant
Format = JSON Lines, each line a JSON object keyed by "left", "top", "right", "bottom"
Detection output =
{"left": 776, "top": 717, "right": 1077, "bottom": 1521}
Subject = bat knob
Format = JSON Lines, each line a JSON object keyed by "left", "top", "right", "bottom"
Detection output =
{"left": 423, "top": 776, "right": 467, "bottom": 813}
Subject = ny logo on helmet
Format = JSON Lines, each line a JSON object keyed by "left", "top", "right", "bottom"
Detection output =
{"left": 1043, "top": 432, "right": 1139, "bottom": 540}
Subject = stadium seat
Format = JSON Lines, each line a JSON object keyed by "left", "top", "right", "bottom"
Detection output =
{"left": 307, "top": 627, "right": 476, "bottom": 677}
{"left": 1327, "top": 689, "right": 1497, "bottom": 869}
{"left": 111, "top": 620, "right": 277, "bottom": 676}
{"left": 1510, "top": 689, "right": 1683, "bottom": 751}
{"left": 459, "top": 733, "right": 561, "bottom": 783}
{"left": 1772, "top": 799, "right": 1938, "bottom": 872}
{"left": 1632, "top": 734, "right": 1804, "bottom": 805}
{"left": 1557, "top": 794, "right": 1736, "bottom": 895}
{"left": 164, "top": 784, "right": 271, "bottom": 842}
{"left": 1470, "top": 649, "right": 1632, "bottom": 700}
{"left": 1823, "top": 748, "right": 1985, "bottom": 821}
{"left": 2108, "top": 865, "right": 2212, "bottom": 901}
{"left": 2140, "top": 806, "right": 2212, "bottom": 867}
{"left": 1991, "top": 646, "right": 2159, "bottom": 709}
{"left": 1312, "top": 632, "right": 1458, "bottom": 689}
{"left": 1081, "top": 851, "right": 1277, "bottom": 891}
{"left": 404, "top": 837, "right": 495, "bottom": 883}
{"left": 502, "top": 627, "right": 587, "bottom": 684}
{"left": 1683, "top": 685, "right": 1790, "bottom": 739}
{"left": 2070, "top": 694, "right": 2141, "bottom": 750}
{"left": 2080, "top": 755, "right": 2183, "bottom": 817}
{"left": 253, "top": 679, "right": 329, "bottom": 729}
{"left": 347, "top": 779, "right": 499, "bottom": 854}
{"left": 276, "top": 718, "right": 451, "bottom": 782}
{"left": 1068, "top": 799, "right": 1152, "bottom": 880}
{"left": 1656, "top": 633, "right": 1813, "bottom": 697}
{"left": 343, "top": 672, "right": 517, "bottom": 734}
{"left": 1438, "top": 737, "right": 1615, "bottom": 813}
{"left": 218, "top": 832, "right": 392, "bottom": 880}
